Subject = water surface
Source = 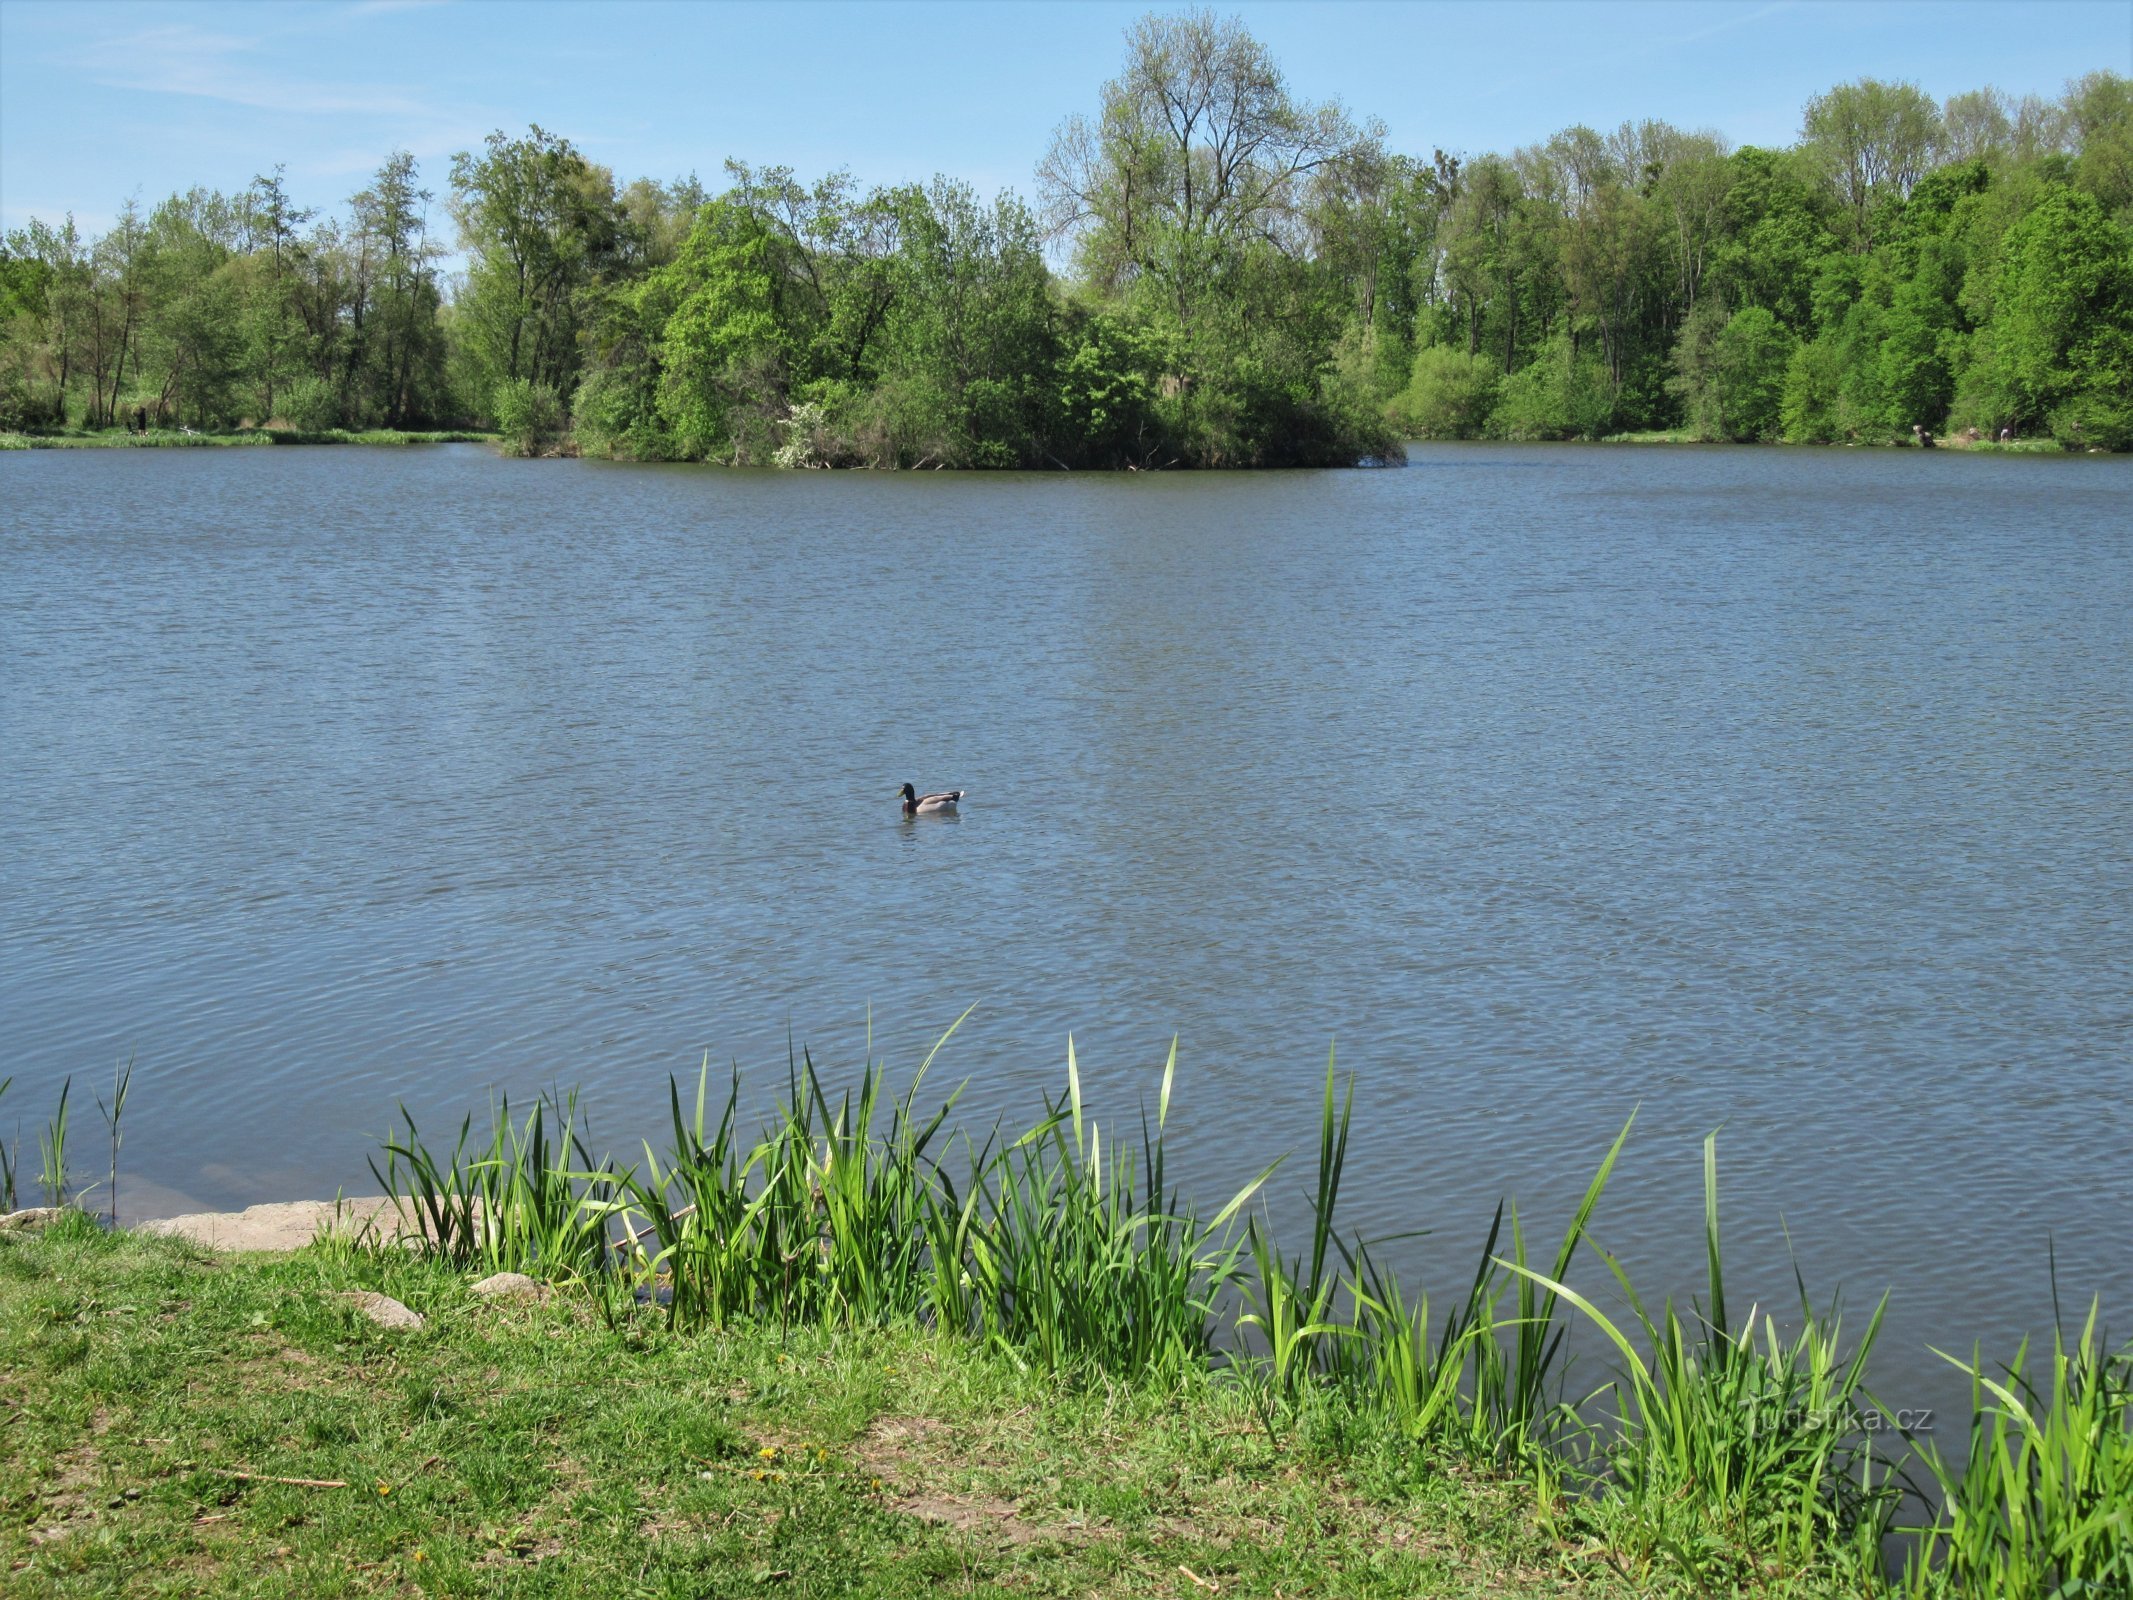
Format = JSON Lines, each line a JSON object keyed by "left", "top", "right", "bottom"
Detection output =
{"left": 3, "top": 441, "right": 2129, "bottom": 1420}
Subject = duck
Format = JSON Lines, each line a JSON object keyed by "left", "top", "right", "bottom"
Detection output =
{"left": 899, "top": 783, "right": 964, "bottom": 816}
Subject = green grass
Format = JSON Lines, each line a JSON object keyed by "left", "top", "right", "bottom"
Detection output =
{"left": 0, "top": 1216, "right": 1607, "bottom": 1598}
{"left": 1940, "top": 437, "right": 2068, "bottom": 454}
{"left": 0, "top": 427, "right": 495, "bottom": 450}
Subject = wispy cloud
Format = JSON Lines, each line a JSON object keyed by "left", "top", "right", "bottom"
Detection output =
{"left": 90, "top": 21, "right": 436, "bottom": 120}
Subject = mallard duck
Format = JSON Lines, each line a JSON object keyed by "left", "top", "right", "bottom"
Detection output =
{"left": 899, "top": 783, "right": 964, "bottom": 816}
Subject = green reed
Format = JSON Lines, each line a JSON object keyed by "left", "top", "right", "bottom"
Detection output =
{"left": 1899, "top": 1299, "right": 2132, "bottom": 1597}
{"left": 370, "top": 1089, "right": 621, "bottom": 1279}
{"left": 0, "top": 1075, "right": 15, "bottom": 1210}
{"left": 952, "top": 1038, "right": 1272, "bottom": 1377}
{"left": 37, "top": 1076, "right": 72, "bottom": 1209}
{"left": 95, "top": 1054, "right": 135, "bottom": 1226}
{"left": 1502, "top": 1132, "right": 1899, "bottom": 1588}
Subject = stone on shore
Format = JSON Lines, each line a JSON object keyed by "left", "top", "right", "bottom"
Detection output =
{"left": 0, "top": 1207, "right": 69, "bottom": 1233}
{"left": 136, "top": 1198, "right": 400, "bottom": 1252}
{"left": 342, "top": 1290, "right": 424, "bottom": 1329}
{"left": 471, "top": 1271, "right": 545, "bottom": 1301}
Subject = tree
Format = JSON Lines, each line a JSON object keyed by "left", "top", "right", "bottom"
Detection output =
{"left": 1803, "top": 79, "right": 1941, "bottom": 247}
{"left": 1037, "top": 9, "right": 1370, "bottom": 330}
{"left": 451, "top": 127, "right": 624, "bottom": 412}
{"left": 350, "top": 152, "right": 444, "bottom": 426}
{"left": 1963, "top": 185, "right": 2133, "bottom": 444}
{"left": 240, "top": 166, "right": 314, "bottom": 419}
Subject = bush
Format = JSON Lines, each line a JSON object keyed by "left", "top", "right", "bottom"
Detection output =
{"left": 492, "top": 378, "right": 562, "bottom": 457}
{"left": 1711, "top": 307, "right": 1795, "bottom": 441}
{"left": 571, "top": 366, "right": 670, "bottom": 460}
{"left": 1488, "top": 335, "right": 1614, "bottom": 440}
{"left": 1780, "top": 336, "right": 1847, "bottom": 442}
{"left": 278, "top": 375, "right": 342, "bottom": 433}
{"left": 1389, "top": 345, "right": 1499, "bottom": 439}
{"left": 2048, "top": 390, "right": 2133, "bottom": 450}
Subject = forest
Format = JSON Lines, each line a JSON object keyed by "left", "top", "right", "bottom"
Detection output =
{"left": 2, "top": 12, "right": 2128, "bottom": 464}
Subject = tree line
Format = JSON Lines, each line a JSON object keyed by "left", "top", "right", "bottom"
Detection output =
{"left": 2, "top": 13, "right": 2127, "bottom": 461}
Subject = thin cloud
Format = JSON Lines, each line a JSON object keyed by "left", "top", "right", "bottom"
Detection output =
{"left": 91, "top": 22, "right": 436, "bottom": 119}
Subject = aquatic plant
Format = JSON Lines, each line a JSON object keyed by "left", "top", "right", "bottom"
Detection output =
{"left": 1502, "top": 1134, "right": 1899, "bottom": 1587}
{"left": 37, "top": 1076, "right": 71, "bottom": 1208}
{"left": 95, "top": 1054, "right": 135, "bottom": 1226}
{"left": 0, "top": 1074, "right": 15, "bottom": 1209}
{"left": 1900, "top": 1298, "right": 2133, "bottom": 1597}
{"left": 369, "top": 1089, "right": 620, "bottom": 1279}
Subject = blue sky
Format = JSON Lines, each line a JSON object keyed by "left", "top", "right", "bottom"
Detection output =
{"left": 3, "top": 0, "right": 2129, "bottom": 238}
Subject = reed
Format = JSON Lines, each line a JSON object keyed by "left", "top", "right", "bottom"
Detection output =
{"left": 37, "top": 1076, "right": 71, "bottom": 1208}
{"left": 953, "top": 1038, "right": 1271, "bottom": 1377}
{"left": 369, "top": 1089, "right": 621, "bottom": 1279}
{"left": 0, "top": 1074, "right": 15, "bottom": 1210}
{"left": 1502, "top": 1133, "right": 1898, "bottom": 1587}
{"left": 1899, "top": 1299, "right": 2133, "bottom": 1597}
{"left": 95, "top": 1054, "right": 135, "bottom": 1226}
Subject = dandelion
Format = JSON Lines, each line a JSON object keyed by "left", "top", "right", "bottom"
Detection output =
{"left": 376, "top": 1481, "right": 393, "bottom": 1496}
{"left": 757, "top": 1446, "right": 779, "bottom": 1460}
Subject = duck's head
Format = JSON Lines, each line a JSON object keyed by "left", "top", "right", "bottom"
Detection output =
{"left": 898, "top": 783, "right": 916, "bottom": 802}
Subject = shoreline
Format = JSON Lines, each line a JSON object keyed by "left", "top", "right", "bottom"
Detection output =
{"left": 5, "top": 426, "right": 2110, "bottom": 459}
{"left": 0, "top": 428, "right": 495, "bottom": 450}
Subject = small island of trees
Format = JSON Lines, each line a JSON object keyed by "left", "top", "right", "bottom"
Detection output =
{"left": 2, "top": 11, "right": 2128, "bottom": 464}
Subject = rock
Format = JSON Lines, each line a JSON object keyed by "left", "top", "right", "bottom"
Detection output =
{"left": 137, "top": 1198, "right": 402, "bottom": 1253}
{"left": 470, "top": 1271, "right": 544, "bottom": 1301}
{"left": 341, "top": 1290, "right": 423, "bottom": 1330}
{"left": 0, "top": 1207, "right": 69, "bottom": 1233}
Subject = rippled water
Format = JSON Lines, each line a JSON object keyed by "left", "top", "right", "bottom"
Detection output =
{"left": 3, "top": 442, "right": 2129, "bottom": 1414}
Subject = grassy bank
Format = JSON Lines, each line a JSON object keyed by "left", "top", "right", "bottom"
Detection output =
{"left": 1, "top": 1215, "right": 1593, "bottom": 1598}
{"left": 0, "top": 428, "right": 496, "bottom": 450}
{"left": 5, "top": 1047, "right": 2128, "bottom": 1595}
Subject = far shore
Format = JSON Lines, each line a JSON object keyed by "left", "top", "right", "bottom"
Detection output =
{"left": 4, "top": 426, "right": 2108, "bottom": 460}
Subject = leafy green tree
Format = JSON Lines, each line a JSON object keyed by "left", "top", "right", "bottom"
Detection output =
{"left": 870, "top": 181, "right": 1058, "bottom": 467}
{"left": 1802, "top": 78, "right": 1942, "bottom": 248}
{"left": 239, "top": 166, "right": 314, "bottom": 420}
{"left": 1962, "top": 185, "right": 2133, "bottom": 445}
{"left": 650, "top": 198, "right": 795, "bottom": 461}
{"left": 451, "top": 127, "right": 623, "bottom": 413}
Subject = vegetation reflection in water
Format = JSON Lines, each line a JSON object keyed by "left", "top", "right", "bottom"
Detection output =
{"left": 345, "top": 1015, "right": 2131, "bottom": 1597}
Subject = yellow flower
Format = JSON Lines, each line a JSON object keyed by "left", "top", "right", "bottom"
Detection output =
{"left": 411, "top": 1550, "right": 427, "bottom": 1563}
{"left": 376, "top": 1481, "right": 392, "bottom": 1496}
{"left": 757, "top": 1446, "right": 779, "bottom": 1460}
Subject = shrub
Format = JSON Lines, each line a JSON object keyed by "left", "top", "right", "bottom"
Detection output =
{"left": 492, "top": 378, "right": 562, "bottom": 457}
{"left": 1489, "top": 335, "right": 1614, "bottom": 440}
{"left": 278, "top": 375, "right": 342, "bottom": 433}
{"left": 1389, "top": 345, "right": 1499, "bottom": 439}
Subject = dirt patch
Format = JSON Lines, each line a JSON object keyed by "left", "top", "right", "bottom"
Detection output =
{"left": 25, "top": 1407, "right": 114, "bottom": 1544}
{"left": 851, "top": 1415, "right": 1094, "bottom": 1549}
{"left": 850, "top": 1413, "right": 955, "bottom": 1473}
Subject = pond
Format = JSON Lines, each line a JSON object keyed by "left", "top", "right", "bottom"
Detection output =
{"left": 3, "top": 440, "right": 2128, "bottom": 1424}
